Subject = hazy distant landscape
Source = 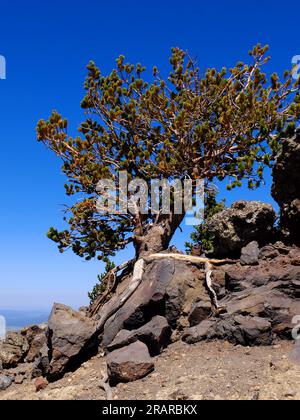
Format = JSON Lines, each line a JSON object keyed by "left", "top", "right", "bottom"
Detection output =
{"left": 0, "top": 309, "right": 49, "bottom": 331}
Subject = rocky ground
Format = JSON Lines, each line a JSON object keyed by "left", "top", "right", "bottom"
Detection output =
{"left": 1, "top": 339, "right": 299, "bottom": 400}
{"left": 1, "top": 237, "right": 299, "bottom": 400}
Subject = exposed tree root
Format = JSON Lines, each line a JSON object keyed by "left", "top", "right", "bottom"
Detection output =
{"left": 94, "top": 258, "right": 145, "bottom": 333}
{"left": 91, "top": 252, "right": 236, "bottom": 331}
{"left": 99, "top": 373, "right": 113, "bottom": 400}
{"left": 204, "top": 260, "right": 219, "bottom": 308}
{"left": 145, "top": 253, "right": 236, "bottom": 266}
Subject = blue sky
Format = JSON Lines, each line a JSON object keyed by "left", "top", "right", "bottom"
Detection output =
{"left": 0, "top": 0, "right": 299, "bottom": 311}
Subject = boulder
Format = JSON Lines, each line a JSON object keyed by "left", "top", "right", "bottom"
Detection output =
{"left": 107, "top": 316, "right": 171, "bottom": 356}
{"left": 213, "top": 314, "right": 272, "bottom": 346}
{"left": 183, "top": 246, "right": 300, "bottom": 345}
{"left": 0, "top": 324, "right": 47, "bottom": 369}
{"left": 182, "top": 320, "right": 216, "bottom": 344}
{"left": 26, "top": 332, "right": 47, "bottom": 363}
{"left": 223, "top": 274, "right": 300, "bottom": 340}
{"left": 46, "top": 303, "right": 97, "bottom": 381}
{"left": 0, "top": 332, "right": 29, "bottom": 368}
{"left": 188, "top": 300, "right": 212, "bottom": 327}
{"left": 21, "top": 324, "right": 47, "bottom": 363}
{"left": 31, "top": 343, "right": 50, "bottom": 379}
{"left": 240, "top": 241, "right": 260, "bottom": 266}
{"left": 272, "top": 133, "right": 300, "bottom": 244}
{"left": 232, "top": 315, "right": 272, "bottom": 346}
{"left": 107, "top": 341, "right": 154, "bottom": 385}
{"left": 225, "top": 278, "right": 298, "bottom": 310}
{"left": 183, "top": 315, "right": 272, "bottom": 346}
{"left": 101, "top": 257, "right": 208, "bottom": 348}
{"left": 206, "top": 201, "right": 276, "bottom": 257}
{"left": 0, "top": 375, "right": 13, "bottom": 391}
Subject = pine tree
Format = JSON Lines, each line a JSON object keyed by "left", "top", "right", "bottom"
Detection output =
{"left": 37, "top": 44, "right": 300, "bottom": 268}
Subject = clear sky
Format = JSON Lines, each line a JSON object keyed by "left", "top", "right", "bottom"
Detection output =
{"left": 0, "top": 0, "right": 299, "bottom": 311}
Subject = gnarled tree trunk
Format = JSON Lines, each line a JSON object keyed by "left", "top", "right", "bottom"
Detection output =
{"left": 90, "top": 212, "right": 185, "bottom": 319}
{"left": 134, "top": 212, "right": 185, "bottom": 258}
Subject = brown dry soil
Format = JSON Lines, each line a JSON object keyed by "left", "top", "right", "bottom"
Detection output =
{"left": 1, "top": 340, "right": 299, "bottom": 400}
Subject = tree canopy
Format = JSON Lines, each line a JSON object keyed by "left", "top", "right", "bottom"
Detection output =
{"left": 37, "top": 44, "right": 300, "bottom": 261}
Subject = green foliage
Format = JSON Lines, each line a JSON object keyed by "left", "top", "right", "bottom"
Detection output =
{"left": 186, "top": 191, "right": 225, "bottom": 254}
{"left": 88, "top": 259, "right": 115, "bottom": 304}
{"left": 37, "top": 45, "right": 300, "bottom": 261}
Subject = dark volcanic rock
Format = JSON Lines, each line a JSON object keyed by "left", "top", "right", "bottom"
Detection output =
{"left": 101, "top": 258, "right": 208, "bottom": 348}
{"left": 183, "top": 315, "right": 272, "bottom": 346}
{"left": 101, "top": 244, "right": 300, "bottom": 356}
{"left": 182, "top": 320, "right": 216, "bottom": 344}
{"left": 225, "top": 267, "right": 250, "bottom": 292}
{"left": 188, "top": 300, "right": 212, "bottom": 327}
{"left": 46, "top": 303, "right": 97, "bottom": 381}
{"left": 31, "top": 343, "right": 51, "bottom": 379}
{"left": 232, "top": 315, "right": 272, "bottom": 346}
{"left": 272, "top": 133, "right": 300, "bottom": 244}
{"left": 26, "top": 332, "right": 47, "bottom": 363}
{"left": 240, "top": 241, "right": 260, "bottom": 266}
{"left": 215, "top": 314, "right": 272, "bottom": 346}
{"left": 223, "top": 277, "right": 300, "bottom": 339}
{"left": 107, "top": 341, "right": 154, "bottom": 385}
{"left": 184, "top": 247, "right": 300, "bottom": 345}
{"left": 206, "top": 201, "right": 276, "bottom": 257}
{"left": 21, "top": 324, "right": 47, "bottom": 363}
{"left": 107, "top": 316, "right": 171, "bottom": 356}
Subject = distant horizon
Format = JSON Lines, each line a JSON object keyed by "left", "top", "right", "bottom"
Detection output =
{"left": 0, "top": 304, "right": 80, "bottom": 312}
{"left": 0, "top": 307, "right": 51, "bottom": 313}
{"left": 0, "top": 308, "right": 50, "bottom": 330}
